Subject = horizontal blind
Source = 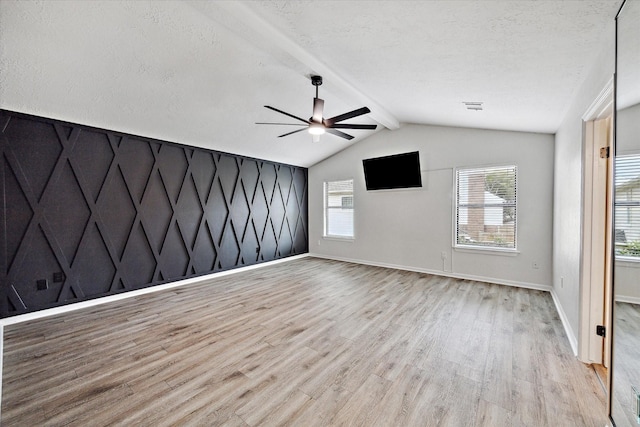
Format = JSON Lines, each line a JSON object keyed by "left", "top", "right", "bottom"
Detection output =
{"left": 456, "top": 165, "right": 517, "bottom": 249}
{"left": 614, "top": 154, "right": 640, "bottom": 258}
{"left": 325, "top": 179, "right": 354, "bottom": 237}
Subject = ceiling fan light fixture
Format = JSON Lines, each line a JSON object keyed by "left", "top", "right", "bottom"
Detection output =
{"left": 259, "top": 75, "right": 376, "bottom": 141}
{"left": 308, "top": 122, "right": 325, "bottom": 135}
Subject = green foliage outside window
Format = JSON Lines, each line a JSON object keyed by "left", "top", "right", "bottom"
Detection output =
{"left": 617, "top": 240, "right": 640, "bottom": 257}
{"left": 485, "top": 171, "right": 516, "bottom": 222}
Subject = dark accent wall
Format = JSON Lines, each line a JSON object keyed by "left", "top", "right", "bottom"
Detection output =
{"left": 0, "top": 110, "right": 308, "bottom": 318}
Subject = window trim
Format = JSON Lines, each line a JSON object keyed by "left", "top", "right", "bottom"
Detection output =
{"left": 323, "top": 178, "right": 355, "bottom": 240}
{"left": 615, "top": 255, "right": 640, "bottom": 264}
{"left": 614, "top": 151, "right": 640, "bottom": 261}
{"left": 453, "top": 164, "right": 518, "bottom": 253}
{"left": 454, "top": 246, "right": 521, "bottom": 256}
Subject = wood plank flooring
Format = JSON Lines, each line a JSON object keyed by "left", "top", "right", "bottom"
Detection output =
{"left": 2, "top": 258, "right": 608, "bottom": 426}
{"left": 611, "top": 302, "right": 640, "bottom": 427}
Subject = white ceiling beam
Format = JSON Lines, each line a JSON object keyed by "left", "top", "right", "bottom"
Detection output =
{"left": 193, "top": 0, "right": 400, "bottom": 130}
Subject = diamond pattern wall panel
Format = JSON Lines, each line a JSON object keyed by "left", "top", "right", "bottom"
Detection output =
{"left": 0, "top": 110, "right": 308, "bottom": 317}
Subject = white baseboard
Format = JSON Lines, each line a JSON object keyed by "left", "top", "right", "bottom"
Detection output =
{"left": 309, "top": 253, "right": 552, "bottom": 292}
{"left": 1, "top": 252, "right": 571, "bottom": 420}
{"left": 615, "top": 295, "right": 640, "bottom": 305}
{"left": 0, "top": 253, "right": 310, "bottom": 416}
{"left": 551, "top": 289, "right": 579, "bottom": 356}
{"left": 309, "top": 253, "right": 579, "bottom": 356}
{"left": 0, "top": 254, "right": 310, "bottom": 328}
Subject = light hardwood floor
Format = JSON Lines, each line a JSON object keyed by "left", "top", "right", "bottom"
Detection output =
{"left": 2, "top": 258, "right": 608, "bottom": 426}
{"left": 612, "top": 302, "right": 640, "bottom": 427}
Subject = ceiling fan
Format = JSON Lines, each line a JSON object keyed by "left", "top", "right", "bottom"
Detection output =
{"left": 256, "top": 75, "right": 377, "bottom": 142}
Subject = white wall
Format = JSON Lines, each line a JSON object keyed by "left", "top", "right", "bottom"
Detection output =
{"left": 552, "top": 25, "right": 615, "bottom": 340}
{"left": 309, "top": 124, "right": 554, "bottom": 290}
{"left": 615, "top": 262, "right": 640, "bottom": 302}
{"left": 615, "top": 103, "right": 640, "bottom": 303}
{"left": 617, "top": 103, "right": 640, "bottom": 154}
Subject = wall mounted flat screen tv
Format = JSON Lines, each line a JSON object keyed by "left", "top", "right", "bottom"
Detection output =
{"left": 363, "top": 151, "right": 422, "bottom": 190}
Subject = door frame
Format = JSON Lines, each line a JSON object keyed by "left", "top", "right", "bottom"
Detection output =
{"left": 579, "top": 78, "right": 614, "bottom": 365}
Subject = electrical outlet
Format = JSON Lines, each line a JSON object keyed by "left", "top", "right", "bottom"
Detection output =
{"left": 441, "top": 251, "right": 448, "bottom": 260}
{"left": 53, "top": 272, "right": 65, "bottom": 282}
{"left": 36, "top": 279, "right": 48, "bottom": 291}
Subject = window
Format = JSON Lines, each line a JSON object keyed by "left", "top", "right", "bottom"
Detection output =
{"left": 455, "top": 165, "right": 517, "bottom": 250}
{"left": 615, "top": 154, "right": 640, "bottom": 259}
{"left": 324, "top": 179, "right": 354, "bottom": 238}
{"left": 341, "top": 196, "right": 353, "bottom": 209}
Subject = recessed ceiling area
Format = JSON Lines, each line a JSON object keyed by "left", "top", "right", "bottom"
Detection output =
{"left": 0, "top": 0, "right": 621, "bottom": 167}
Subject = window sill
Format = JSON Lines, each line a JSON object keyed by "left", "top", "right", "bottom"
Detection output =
{"left": 454, "top": 246, "right": 520, "bottom": 256}
{"left": 615, "top": 256, "right": 640, "bottom": 267}
{"left": 323, "top": 236, "right": 355, "bottom": 242}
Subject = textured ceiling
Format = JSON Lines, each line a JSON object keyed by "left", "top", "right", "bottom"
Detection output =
{"left": 0, "top": 0, "right": 622, "bottom": 167}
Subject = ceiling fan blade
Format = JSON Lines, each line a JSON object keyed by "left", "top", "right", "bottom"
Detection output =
{"left": 255, "top": 122, "right": 307, "bottom": 126}
{"left": 325, "top": 107, "right": 371, "bottom": 126}
{"left": 264, "top": 106, "right": 310, "bottom": 124}
{"left": 330, "top": 124, "right": 377, "bottom": 130}
{"left": 278, "top": 128, "right": 308, "bottom": 138}
{"left": 325, "top": 128, "right": 354, "bottom": 140}
{"left": 313, "top": 98, "right": 324, "bottom": 122}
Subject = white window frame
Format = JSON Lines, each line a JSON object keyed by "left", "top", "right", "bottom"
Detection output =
{"left": 454, "top": 164, "right": 518, "bottom": 253}
{"left": 323, "top": 179, "right": 355, "bottom": 239}
{"left": 614, "top": 152, "right": 640, "bottom": 262}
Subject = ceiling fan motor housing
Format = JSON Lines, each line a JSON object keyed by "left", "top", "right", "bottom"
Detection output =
{"left": 258, "top": 74, "right": 375, "bottom": 141}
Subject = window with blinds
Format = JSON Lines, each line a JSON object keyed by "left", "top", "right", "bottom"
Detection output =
{"left": 455, "top": 165, "right": 517, "bottom": 249}
{"left": 324, "top": 179, "right": 354, "bottom": 238}
{"left": 615, "top": 154, "right": 640, "bottom": 259}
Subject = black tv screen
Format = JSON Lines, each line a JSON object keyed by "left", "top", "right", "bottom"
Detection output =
{"left": 363, "top": 151, "right": 422, "bottom": 190}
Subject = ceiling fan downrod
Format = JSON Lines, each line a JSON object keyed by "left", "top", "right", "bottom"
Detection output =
{"left": 257, "top": 74, "right": 376, "bottom": 141}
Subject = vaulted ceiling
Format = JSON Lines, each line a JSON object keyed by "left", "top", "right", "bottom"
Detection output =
{"left": 0, "top": 1, "right": 621, "bottom": 167}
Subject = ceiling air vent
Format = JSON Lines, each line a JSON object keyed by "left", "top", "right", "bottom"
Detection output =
{"left": 463, "top": 102, "right": 483, "bottom": 111}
